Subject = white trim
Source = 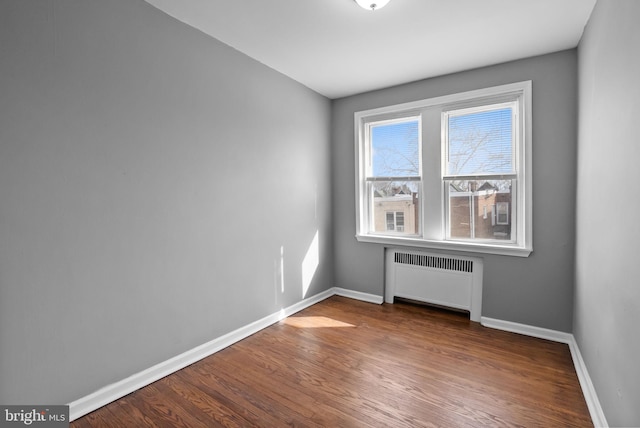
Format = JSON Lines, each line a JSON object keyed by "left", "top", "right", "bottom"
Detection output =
{"left": 68, "top": 287, "right": 381, "bottom": 421}
{"left": 334, "top": 287, "right": 384, "bottom": 304}
{"left": 481, "top": 317, "right": 608, "bottom": 428}
{"left": 565, "top": 336, "right": 609, "bottom": 428}
{"left": 354, "top": 81, "right": 532, "bottom": 118}
{"left": 356, "top": 234, "right": 532, "bottom": 257}
{"left": 481, "top": 316, "right": 574, "bottom": 342}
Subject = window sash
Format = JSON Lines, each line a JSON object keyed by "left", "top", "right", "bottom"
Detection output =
{"left": 441, "top": 101, "right": 519, "bottom": 244}
{"left": 366, "top": 181, "right": 421, "bottom": 237}
{"left": 443, "top": 179, "right": 516, "bottom": 243}
{"left": 365, "top": 116, "right": 421, "bottom": 180}
{"left": 443, "top": 102, "right": 518, "bottom": 177}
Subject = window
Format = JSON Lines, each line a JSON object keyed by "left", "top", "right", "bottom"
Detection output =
{"left": 445, "top": 103, "right": 515, "bottom": 241}
{"left": 366, "top": 117, "right": 420, "bottom": 236}
{"left": 385, "top": 211, "right": 405, "bottom": 232}
{"left": 496, "top": 202, "right": 509, "bottom": 225}
{"left": 355, "top": 82, "right": 532, "bottom": 257}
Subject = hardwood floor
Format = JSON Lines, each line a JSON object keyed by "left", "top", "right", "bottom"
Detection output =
{"left": 71, "top": 296, "right": 592, "bottom": 427}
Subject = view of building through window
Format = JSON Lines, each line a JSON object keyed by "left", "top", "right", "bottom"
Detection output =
{"left": 448, "top": 180, "right": 512, "bottom": 240}
{"left": 371, "top": 181, "right": 419, "bottom": 235}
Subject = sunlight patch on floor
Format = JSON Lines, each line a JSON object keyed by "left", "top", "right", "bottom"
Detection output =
{"left": 283, "top": 316, "right": 355, "bottom": 328}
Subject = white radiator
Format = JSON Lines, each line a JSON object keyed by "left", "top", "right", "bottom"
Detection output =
{"left": 385, "top": 249, "right": 483, "bottom": 322}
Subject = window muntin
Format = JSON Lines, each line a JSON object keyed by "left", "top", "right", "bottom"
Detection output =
{"left": 355, "top": 82, "right": 532, "bottom": 257}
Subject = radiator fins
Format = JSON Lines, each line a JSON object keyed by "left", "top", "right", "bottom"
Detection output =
{"left": 393, "top": 252, "right": 473, "bottom": 273}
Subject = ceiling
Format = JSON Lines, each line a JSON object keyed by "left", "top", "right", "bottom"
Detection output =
{"left": 144, "top": 0, "right": 596, "bottom": 99}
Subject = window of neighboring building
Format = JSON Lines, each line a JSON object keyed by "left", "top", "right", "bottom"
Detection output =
{"left": 396, "top": 211, "right": 405, "bottom": 232}
{"left": 496, "top": 202, "right": 509, "bottom": 225}
{"left": 355, "top": 81, "right": 532, "bottom": 257}
{"left": 385, "top": 211, "right": 405, "bottom": 232}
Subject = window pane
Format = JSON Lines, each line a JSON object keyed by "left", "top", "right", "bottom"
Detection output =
{"left": 371, "top": 120, "right": 419, "bottom": 177}
{"left": 448, "top": 180, "right": 513, "bottom": 241}
{"left": 448, "top": 107, "right": 513, "bottom": 175}
{"left": 370, "top": 181, "right": 419, "bottom": 235}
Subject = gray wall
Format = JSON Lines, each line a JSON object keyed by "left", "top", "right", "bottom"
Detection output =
{"left": 332, "top": 51, "right": 578, "bottom": 332}
{"left": 0, "top": 0, "right": 333, "bottom": 404}
{"left": 575, "top": 0, "right": 640, "bottom": 426}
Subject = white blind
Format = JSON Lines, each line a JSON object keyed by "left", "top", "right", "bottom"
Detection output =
{"left": 447, "top": 107, "right": 513, "bottom": 176}
{"left": 370, "top": 119, "right": 419, "bottom": 177}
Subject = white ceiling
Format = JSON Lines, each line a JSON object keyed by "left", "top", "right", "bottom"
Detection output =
{"left": 144, "top": 0, "right": 596, "bottom": 99}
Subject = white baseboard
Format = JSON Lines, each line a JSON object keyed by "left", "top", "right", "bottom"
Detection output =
{"left": 481, "top": 317, "right": 608, "bottom": 428}
{"left": 480, "top": 316, "right": 574, "bottom": 343}
{"left": 334, "top": 287, "right": 384, "bottom": 304}
{"left": 71, "top": 293, "right": 606, "bottom": 426}
{"left": 565, "top": 335, "right": 609, "bottom": 428}
{"left": 68, "top": 287, "right": 381, "bottom": 421}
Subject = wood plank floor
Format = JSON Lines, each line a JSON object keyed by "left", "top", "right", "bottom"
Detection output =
{"left": 71, "top": 296, "right": 592, "bottom": 427}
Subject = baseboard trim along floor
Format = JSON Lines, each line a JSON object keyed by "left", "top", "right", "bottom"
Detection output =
{"left": 68, "top": 287, "right": 374, "bottom": 421}
{"left": 69, "top": 288, "right": 606, "bottom": 427}
{"left": 481, "top": 317, "right": 608, "bottom": 428}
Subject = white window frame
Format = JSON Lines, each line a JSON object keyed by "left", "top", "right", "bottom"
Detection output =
{"left": 354, "top": 81, "right": 532, "bottom": 257}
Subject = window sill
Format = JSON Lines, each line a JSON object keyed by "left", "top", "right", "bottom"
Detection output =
{"left": 355, "top": 234, "right": 532, "bottom": 257}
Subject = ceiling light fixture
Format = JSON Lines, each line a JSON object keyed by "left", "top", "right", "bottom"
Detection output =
{"left": 355, "top": 0, "right": 390, "bottom": 11}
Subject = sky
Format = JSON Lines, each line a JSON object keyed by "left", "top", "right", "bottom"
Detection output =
{"left": 371, "top": 119, "right": 419, "bottom": 177}
{"left": 370, "top": 107, "right": 513, "bottom": 178}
